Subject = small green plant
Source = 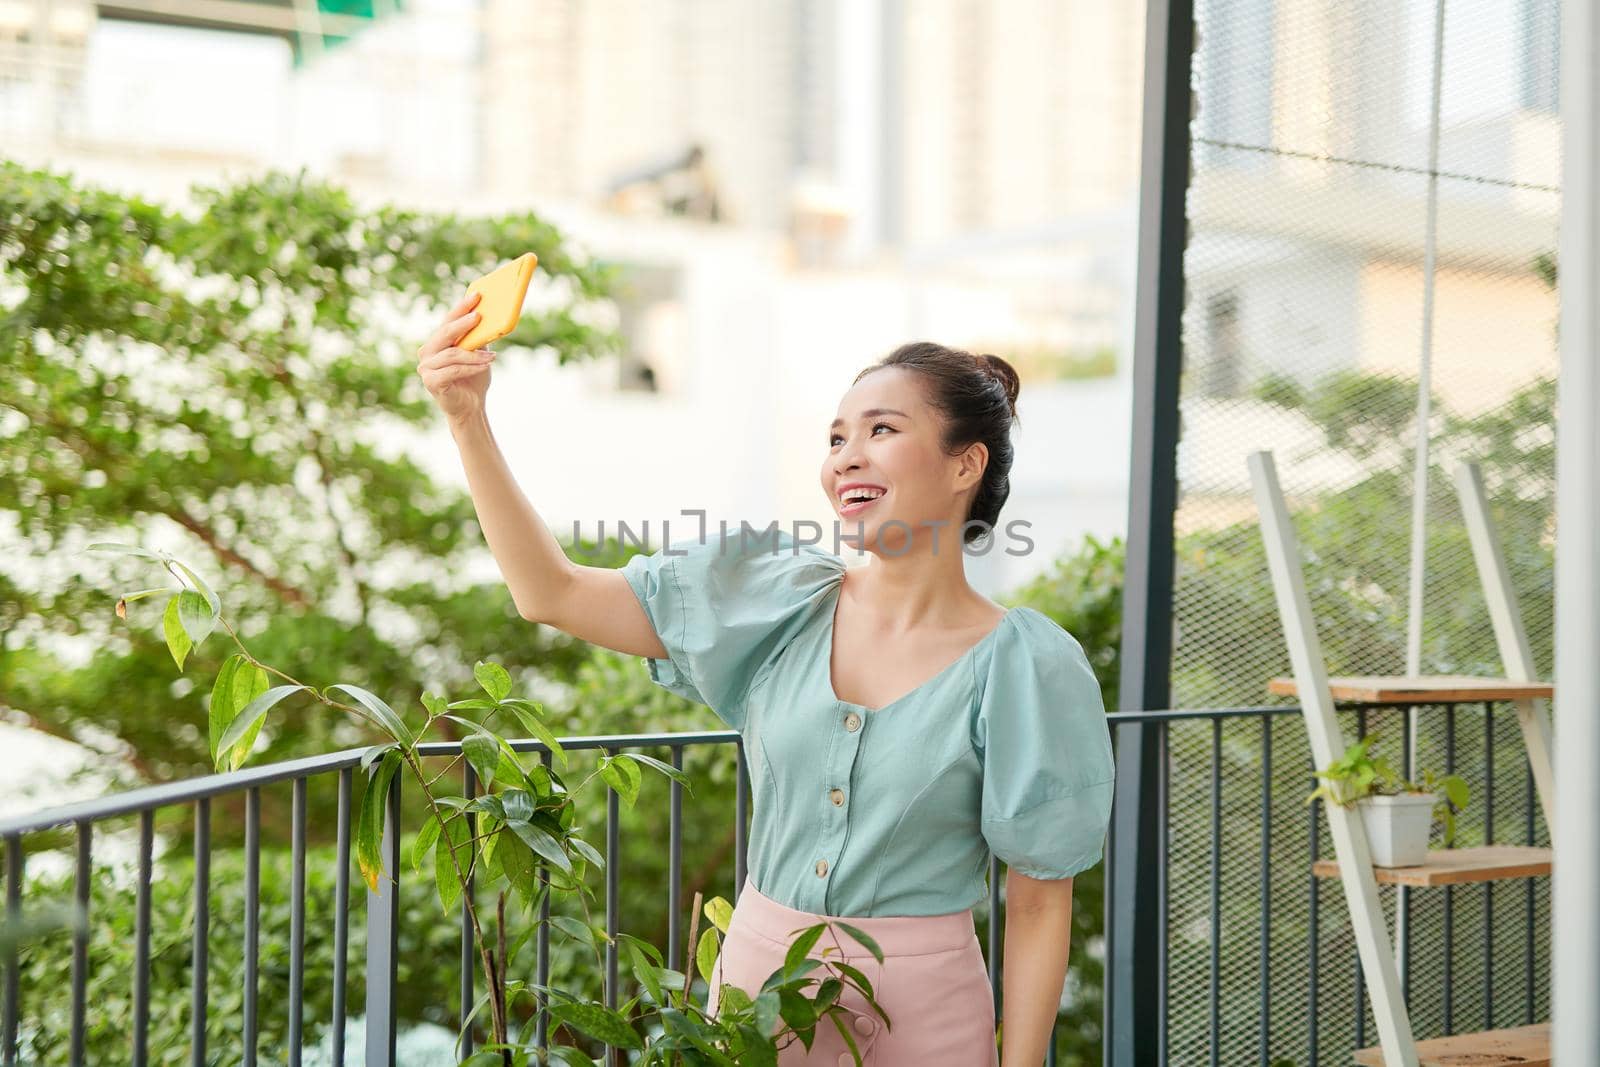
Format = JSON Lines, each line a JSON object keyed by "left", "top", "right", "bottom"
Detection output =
{"left": 89, "top": 540, "right": 889, "bottom": 1065}
{"left": 1304, "top": 734, "right": 1470, "bottom": 846}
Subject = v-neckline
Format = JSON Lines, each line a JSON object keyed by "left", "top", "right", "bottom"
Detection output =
{"left": 822, "top": 578, "right": 1019, "bottom": 713}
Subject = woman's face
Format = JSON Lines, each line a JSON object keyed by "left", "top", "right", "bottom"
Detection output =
{"left": 821, "top": 366, "right": 985, "bottom": 556}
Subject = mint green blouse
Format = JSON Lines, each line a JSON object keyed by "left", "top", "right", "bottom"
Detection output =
{"left": 619, "top": 529, "right": 1116, "bottom": 917}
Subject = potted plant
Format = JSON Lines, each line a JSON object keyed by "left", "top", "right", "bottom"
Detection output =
{"left": 1304, "top": 734, "right": 1470, "bottom": 867}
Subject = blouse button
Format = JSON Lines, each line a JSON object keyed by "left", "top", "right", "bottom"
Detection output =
{"left": 815, "top": 858, "right": 829, "bottom": 877}
{"left": 837, "top": 1055, "right": 853, "bottom": 1067}
{"left": 844, "top": 712, "right": 861, "bottom": 732}
{"left": 853, "top": 1014, "right": 875, "bottom": 1036}
{"left": 829, "top": 788, "right": 845, "bottom": 806}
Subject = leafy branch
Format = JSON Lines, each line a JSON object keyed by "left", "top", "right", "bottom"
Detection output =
{"left": 91, "top": 541, "right": 891, "bottom": 1065}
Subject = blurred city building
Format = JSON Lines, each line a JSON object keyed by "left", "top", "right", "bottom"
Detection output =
{"left": 0, "top": 0, "right": 1557, "bottom": 594}
{"left": 0, "top": 0, "right": 1148, "bottom": 596}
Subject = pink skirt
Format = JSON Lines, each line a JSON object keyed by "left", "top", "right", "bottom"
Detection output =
{"left": 705, "top": 875, "right": 1000, "bottom": 1066}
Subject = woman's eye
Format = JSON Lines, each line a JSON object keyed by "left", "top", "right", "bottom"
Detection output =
{"left": 830, "top": 424, "right": 893, "bottom": 446}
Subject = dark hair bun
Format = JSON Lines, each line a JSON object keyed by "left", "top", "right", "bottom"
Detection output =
{"left": 975, "top": 353, "right": 1021, "bottom": 417}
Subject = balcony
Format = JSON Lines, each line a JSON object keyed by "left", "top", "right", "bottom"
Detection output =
{"left": 0, "top": 689, "right": 1551, "bottom": 1066}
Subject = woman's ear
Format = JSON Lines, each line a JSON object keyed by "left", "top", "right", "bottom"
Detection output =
{"left": 957, "top": 441, "right": 989, "bottom": 488}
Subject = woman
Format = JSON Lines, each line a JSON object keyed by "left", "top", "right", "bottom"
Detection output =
{"left": 417, "top": 289, "right": 1116, "bottom": 1066}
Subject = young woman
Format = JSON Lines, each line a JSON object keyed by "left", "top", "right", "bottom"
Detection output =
{"left": 417, "top": 289, "right": 1116, "bottom": 1066}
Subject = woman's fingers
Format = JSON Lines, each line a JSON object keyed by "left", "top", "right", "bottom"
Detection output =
{"left": 420, "top": 360, "right": 493, "bottom": 388}
{"left": 417, "top": 313, "right": 479, "bottom": 363}
{"left": 418, "top": 346, "right": 495, "bottom": 373}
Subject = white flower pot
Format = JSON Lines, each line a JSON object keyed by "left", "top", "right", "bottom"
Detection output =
{"left": 1356, "top": 792, "right": 1436, "bottom": 867}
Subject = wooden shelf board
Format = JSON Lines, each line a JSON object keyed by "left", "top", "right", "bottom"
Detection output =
{"left": 1313, "top": 845, "right": 1551, "bottom": 887}
{"left": 1267, "top": 674, "right": 1553, "bottom": 704}
{"left": 1352, "top": 1021, "right": 1548, "bottom": 1066}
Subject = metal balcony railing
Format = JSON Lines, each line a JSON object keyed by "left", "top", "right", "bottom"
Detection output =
{"left": 0, "top": 703, "right": 1550, "bottom": 1066}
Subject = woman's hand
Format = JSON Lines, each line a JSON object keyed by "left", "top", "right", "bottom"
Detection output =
{"left": 417, "top": 289, "right": 495, "bottom": 425}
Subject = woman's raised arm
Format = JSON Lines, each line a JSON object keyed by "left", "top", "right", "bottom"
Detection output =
{"left": 417, "top": 291, "right": 666, "bottom": 662}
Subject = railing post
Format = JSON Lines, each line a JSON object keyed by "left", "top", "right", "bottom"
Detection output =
{"left": 364, "top": 772, "right": 400, "bottom": 1066}
{"left": 4, "top": 836, "right": 21, "bottom": 1067}
{"left": 1111, "top": 0, "right": 1194, "bottom": 1062}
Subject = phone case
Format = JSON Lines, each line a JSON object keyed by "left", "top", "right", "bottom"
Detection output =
{"left": 458, "top": 252, "right": 538, "bottom": 351}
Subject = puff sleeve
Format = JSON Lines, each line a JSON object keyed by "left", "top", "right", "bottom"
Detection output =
{"left": 973, "top": 611, "right": 1116, "bottom": 879}
{"left": 618, "top": 529, "right": 844, "bottom": 732}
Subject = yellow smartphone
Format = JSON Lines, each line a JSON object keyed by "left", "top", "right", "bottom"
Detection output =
{"left": 458, "top": 252, "right": 538, "bottom": 351}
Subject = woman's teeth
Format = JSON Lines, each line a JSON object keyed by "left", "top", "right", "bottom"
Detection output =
{"left": 841, "top": 491, "right": 884, "bottom": 516}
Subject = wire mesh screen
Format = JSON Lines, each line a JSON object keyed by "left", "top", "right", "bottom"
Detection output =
{"left": 1166, "top": 0, "right": 1559, "bottom": 1063}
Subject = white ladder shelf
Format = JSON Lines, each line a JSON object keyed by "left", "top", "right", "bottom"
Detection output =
{"left": 1248, "top": 450, "right": 1554, "bottom": 1067}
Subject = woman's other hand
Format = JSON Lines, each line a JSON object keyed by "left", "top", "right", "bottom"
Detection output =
{"left": 417, "top": 289, "right": 494, "bottom": 425}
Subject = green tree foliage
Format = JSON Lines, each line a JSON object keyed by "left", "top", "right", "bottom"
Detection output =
{"left": 0, "top": 159, "right": 618, "bottom": 789}
{"left": 1002, "top": 531, "right": 1124, "bottom": 1066}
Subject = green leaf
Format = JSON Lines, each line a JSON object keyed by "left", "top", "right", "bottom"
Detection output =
{"left": 739, "top": 1022, "right": 779, "bottom": 1067}
{"left": 616, "top": 931, "right": 663, "bottom": 968}
{"left": 761, "top": 958, "right": 822, "bottom": 992}
{"left": 500, "top": 699, "right": 568, "bottom": 768}
{"left": 494, "top": 829, "right": 540, "bottom": 901}
{"left": 833, "top": 922, "right": 884, "bottom": 964}
{"left": 466, "top": 794, "right": 506, "bottom": 820}
{"left": 825, "top": 1010, "right": 863, "bottom": 1066}
{"left": 599, "top": 754, "right": 641, "bottom": 808}
{"left": 226, "top": 685, "right": 276, "bottom": 773}
{"left": 411, "top": 810, "right": 441, "bottom": 873}
{"left": 546, "top": 1048, "right": 599, "bottom": 1067}
{"left": 567, "top": 835, "right": 605, "bottom": 871}
{"left": 782, "top": 924, "right": 825, "bottom": 974}
{"left": 499, "top": 788, "right": 534, "bottom": 823}
{"left": 623, "top": 938, "right": 664, "bottom": 1005}
{"left": 462, "top": 731, "right": 499, "bottom": 789}
{"left": 546, "top": 1002, "right": 644, "bottom": 1049}
{"left": 357, "top": 750, "right": 402, "bottom": 893}
{"left": 175, "top": 588, "right": 218, "bottom": 646}
{"left": 208, "top": 654, "right": 268, "bottom": 769}
{"left": 505, "top": 819, "right": 572, "bottom": 875}
{"left": 549, "top": 914, "right": 602, "bottom": 947}
{"left": 162, "top": 595, "right": 192, "bottom": 671}
{"left": 474, "top": 660, "right": 512, "bottom": 702}
{"left": 435, "top": 813, "right": 471, "bottom": 913}
{"left": 831, "top": 961, "right": 876, "bottom": 1002}
{"left": 717, "top": 983, "right": 753, "bottom": 1018}
{"left": 752, "top": 989, "right": 783, "bottom": 1037}
{"left": 494, "top": 746, "right": 530, "bottom": 791}
{"left": 777, "top": 987, "right": 817, "bottom": 1031}
{"left": 216, "top": 684, "right": 309, "bottom": 770}
{"left": 327, "top": 683, "right": 414, "bottom": 746}
{"left": 420, "top": 690, "right": 448, "bottom": 719}
{"left": 85, "top": 542, "right": 167, "bottom": 560}
{"left": 696, "top": 927, "right": 720, "bottom": 985}
{"left": 614, "top": 750, "right": 693, "bottom": 791}
{"left": 171, "top": 560, "right": 221, "bottom": 617}
{"left": 703, "top": 896, "right": 733, "bottom": 935}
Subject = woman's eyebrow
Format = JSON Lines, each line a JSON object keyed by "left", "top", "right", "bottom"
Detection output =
{"left": 830, "top": 407, "right": 910, "bottom": 429}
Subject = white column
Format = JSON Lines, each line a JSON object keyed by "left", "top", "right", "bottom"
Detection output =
{"left": 1552, "top": 0, "right": 1600, "bottom": 1060}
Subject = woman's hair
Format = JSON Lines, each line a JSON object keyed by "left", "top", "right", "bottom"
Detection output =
{"left": 852, "top": 341, "right": 1021, "bottom": 545}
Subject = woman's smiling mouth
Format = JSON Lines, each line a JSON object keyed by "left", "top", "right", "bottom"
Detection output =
{"left": 839, "top": 484, "right": 887, "bottom": 516}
